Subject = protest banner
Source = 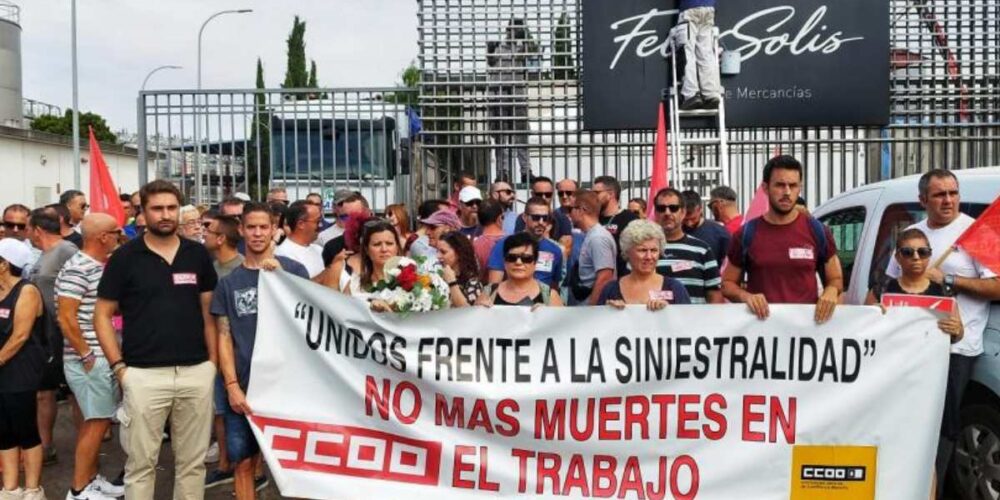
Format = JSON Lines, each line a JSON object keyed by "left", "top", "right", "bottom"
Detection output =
{"left": 248, "top": 271, "right": 950, "bottom": 499}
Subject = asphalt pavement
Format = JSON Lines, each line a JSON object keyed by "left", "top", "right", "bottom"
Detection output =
{"left": 40, "top": 400, "right": 287, "bottom": 499}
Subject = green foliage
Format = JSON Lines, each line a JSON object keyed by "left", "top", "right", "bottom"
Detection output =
{"left": 552, "top": 12, "right": 576, "bottom": 80}
{"left": 383, "top": 61, "right": 420, "bottom": 106}
{"left": 282, "top": 16, "right": 309, "bottom": 89}
{"left": 247, "top": 58, "right": 271, "bottom": 200}
{"left": 308, "top": 59, "right": 318, "bottom": 88}
{"left": 30, "top": 110, "right": 118, "bottom": 144}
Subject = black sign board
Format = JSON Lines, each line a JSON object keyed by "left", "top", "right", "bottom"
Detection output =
{"left": 582, "top": 0, "right": 890, "bottom": 130}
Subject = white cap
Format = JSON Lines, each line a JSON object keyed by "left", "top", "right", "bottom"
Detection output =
{"left": 458, "top": 186, "right": 482, "bottom": 203}
{"left": 0, "top": 238, "right": 32, "bottom": 270}
{"left": 233, "top": 192, "right": 252, "bottom": 202}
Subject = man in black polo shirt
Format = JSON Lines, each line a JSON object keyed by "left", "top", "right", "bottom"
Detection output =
{"left": 593, "top": 175, "right": 639, "bottom": 276}
{"left": 94, "top": 180, "right": 218, "bottom": 500}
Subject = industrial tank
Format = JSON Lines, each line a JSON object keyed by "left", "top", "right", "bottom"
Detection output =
{"left": 0, "top": 2, "right": 22, "bottom": 127}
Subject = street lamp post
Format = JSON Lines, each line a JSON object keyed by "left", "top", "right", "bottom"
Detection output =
{"left": 71, "top": 0, "right": 80, "bottom": 190}
{"left": 137, "top": 65, "right": 182, "bottom": 186}
{"left": 141, "top": 65, "right": 182, "bottom": 92}
{"left": 194, "top": 8, "right": 252, "bottom": 205}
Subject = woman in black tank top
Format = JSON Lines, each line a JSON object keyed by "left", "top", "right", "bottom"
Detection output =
{"left": 0, "top": 244, "right": 47, "bottom": 497}
{"left": 476, "top": 233, "right": 563, "bottom": 308}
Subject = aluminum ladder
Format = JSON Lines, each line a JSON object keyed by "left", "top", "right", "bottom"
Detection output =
{"left": 665, "top": 33, "right": 730, "bottom": 194}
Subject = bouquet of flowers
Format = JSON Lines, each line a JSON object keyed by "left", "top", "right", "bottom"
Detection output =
{"left": 370, "top": 256, "right": 451, "bottom": 313}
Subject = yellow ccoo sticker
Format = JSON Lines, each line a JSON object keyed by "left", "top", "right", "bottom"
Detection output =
{"left": 790, "top": 445, "right": 877, "bottom": 499}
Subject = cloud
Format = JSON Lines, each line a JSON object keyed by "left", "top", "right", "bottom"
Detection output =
{"left": 18, "top": 0, "right": 417, "bottom": 133}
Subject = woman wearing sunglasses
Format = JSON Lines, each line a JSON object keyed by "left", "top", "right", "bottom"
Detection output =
{"left": 476, "top": 232, "right": 562, "bottom": 307}
{"left": 598, "top": 219, "right": 690, "bottom": 310}
{"left": 865, "top": 228, "right": 963, "bottom": 339}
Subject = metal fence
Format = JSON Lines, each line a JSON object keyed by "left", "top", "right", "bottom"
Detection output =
{"left": 416, "top": 0, "right": 1000, "bottom": 209}
{"left": 137, "top": 88, "right": 417, "bottom": 210}
{"left": 138, "top": 0, "right": 999, "bottom": 211}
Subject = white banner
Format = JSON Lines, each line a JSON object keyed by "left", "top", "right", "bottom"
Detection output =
{"left": 248, "top": 271, "right": 950, "bottom": 500}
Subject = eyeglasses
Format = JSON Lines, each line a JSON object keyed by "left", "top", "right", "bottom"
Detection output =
{"left": 272, "top": 199, "right": 290, "bottom": 205}
{"left": 104, "top": 229, "right": 123, "bottom": 237}
{"left": 504, "top": 253, "right": 536, "bottom": 264}
{"left": 496, "top": 189, "right": 514, "bottom": 195}
{"left": 532, "top": 191, "right": 554, "bottom": 199}
{"left": 2, "top": 222, "right": 26, "bottom": 231}
{"left": 558, "top": 190, "right": 575, "bottom": 198}
{"left": 655, "top": 204, "right": 682, "bottom": 214}
{"left": 337, "top": 214, "right": 350, "bottom": 221}
{"left": 897, "top": 246, "right": 932, "bottom": 259}
{"left": 463, "top": 200, "right": 481, "bottom": 208}
{"left": 525, "top": 214, "right": 549, "bottom": 222}
{"left": 81, "top": 204, "right": 90, "bottom": 211}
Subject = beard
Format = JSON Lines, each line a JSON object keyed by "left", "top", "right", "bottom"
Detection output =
{"left": 769, "top": 199, "right": 794, "bottom": 216}
{"left": 147, "top": 220, "right": 177, "bottom": 237}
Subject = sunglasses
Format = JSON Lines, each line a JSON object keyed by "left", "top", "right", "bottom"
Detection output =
{"left": 558, "top": 190, "right": 575, "bottom": 198}
{"left": 897, "top": 246, "right": 932, "bottom": 259}
{"left": 463, "top": 200, "right": 481, "bottom": 208}
{"left": 655, "top": 204, "right": 682, "bottom": 214}
{"left": 2, "top": 222, "right": 26, "bottom": 231}
{"left": 525, "top": 214, "right": 549, "bottom": 222}
{"left": 496, "top": 189, "right": 514, "bottom": 195}
{"left": 532, "top": 191, "right": 554, "bottom": 199}
{"left": 337, "top": 214, "right": 350, "bottom": 221}
{"left": 81, "top": 204, "right": 90, "bottom": 210}
{"left": 504, "top": 253, "right": 536, "bottom": 264}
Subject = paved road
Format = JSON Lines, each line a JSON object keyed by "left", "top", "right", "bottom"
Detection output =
{"left": 41, "top": 400, "right": 287, "bottom": 499}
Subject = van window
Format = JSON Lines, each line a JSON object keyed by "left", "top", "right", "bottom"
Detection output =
{"left": 818, "top": 207, "right": 867, "bottom": 291}
{"left": 867, "top": 202, "right": 988, "bottom": 291}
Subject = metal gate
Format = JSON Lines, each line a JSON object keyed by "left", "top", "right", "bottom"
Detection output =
{"left": 137, "top": 88, "right": 416, "bottom": 210}
{"left": 416, "top": 0, "right": 1000, "bottom": 209}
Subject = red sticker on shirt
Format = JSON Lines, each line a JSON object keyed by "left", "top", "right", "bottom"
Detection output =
{"left": 0, "top": 308, "right": 9, "bottom": 319}
{"left": 172, "top": 273, "right": 198, "bottom": 286}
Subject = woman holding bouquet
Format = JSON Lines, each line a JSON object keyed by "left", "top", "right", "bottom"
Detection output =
{"left": 476, "top": 232, "right": 563, "bottom": 307}
{"left": 347, "top": 220, "right": 402, "bottom": 306}
{"left": 437, "top": 231, "right": 483, "bottom": 307}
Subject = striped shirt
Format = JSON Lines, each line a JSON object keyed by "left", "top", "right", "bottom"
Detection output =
{"left": 656, "top": 235, "right": 721, "bottom": 304}
{"left": 55, "top": 251, "right": 104, "bottom": 359}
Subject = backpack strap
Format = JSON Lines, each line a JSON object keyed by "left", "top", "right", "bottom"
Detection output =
{"left": 805, "top": 216, "right": 830, "bottom": 284}
{"left": 538, "top": 281, "right": 552, "bottom": 306}
{"left": 740, "top": 218, "right": 759, "bottom": 282}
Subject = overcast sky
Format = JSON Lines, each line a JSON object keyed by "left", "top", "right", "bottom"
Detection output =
{"left": 18, "top": 0, "right": 417, "bottom": 134}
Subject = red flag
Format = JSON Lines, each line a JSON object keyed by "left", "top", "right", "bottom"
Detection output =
{"left": 953, "top": 194, "right": 1000, "bottom": 275}
{"left": 88, "top": 127, "right": 126, "bottom": 226}
{"left": 740, "top": 146, "right": 784, "bottom": 226}
{"left": 646, "top": 101, "right": 669, "bottom": 219}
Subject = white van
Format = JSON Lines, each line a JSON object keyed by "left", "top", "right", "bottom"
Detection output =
{"left": 812, "top": 167, "right": 1000, "bottom": 499}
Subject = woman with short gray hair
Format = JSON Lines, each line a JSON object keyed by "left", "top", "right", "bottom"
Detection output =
{"left": 597, "top": 219, "right": 690, "bottom": 309}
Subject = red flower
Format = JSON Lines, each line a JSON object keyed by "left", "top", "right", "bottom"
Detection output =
{"left": 397, "top": 264, "right": 418, "bottom": 291}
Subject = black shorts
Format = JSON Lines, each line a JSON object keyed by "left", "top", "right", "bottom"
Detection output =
{"left": 39, "top": 356, "right": 65, "bottom": 391}
{"left": 0, "top": 391, "right": 42, "bottom": 450}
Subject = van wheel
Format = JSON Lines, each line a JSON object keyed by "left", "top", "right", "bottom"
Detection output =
{"left": 952, "top": 404, "right": 1000, "bottom": 500}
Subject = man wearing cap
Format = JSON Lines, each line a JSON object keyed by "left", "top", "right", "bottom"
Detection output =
{"left": 457, "top": 186, "right": 483, "bottom": 238}
{"left": 316, "top": 189, "right": 357, "bottom": 246}
{"left": 709, "top": 186, "right": 743, "bottom": 236}
{"left": 409, "top": 210, "right": 462, "bottom": 260}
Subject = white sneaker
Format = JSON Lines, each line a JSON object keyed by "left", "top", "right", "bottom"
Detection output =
{"left": 204, "top": 441, "right": 220, "bottom": 464}
{"left": 89, "top": 476, "right": 123, "bottom": 499}
{"left": 64, "top": 483, "right": 111, "bottom": 500}
{"left": 21, "top": 487, "right": 47, "bottom": 500}
{"left": 0, "top": 488, "right": 23, "bottom": 500}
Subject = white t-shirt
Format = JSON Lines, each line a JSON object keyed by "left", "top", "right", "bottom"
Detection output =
{"left": 276, "top": 239, "right": 325, "bottom": 278}
{"left": 886, "top": 213, "right": 997, "bottom": 356}
{"left": 316, "top": 224, "right": 344, "bottom": 247}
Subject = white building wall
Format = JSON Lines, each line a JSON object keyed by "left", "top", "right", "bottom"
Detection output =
{"left": 0, "top": 134, "right": 155, "bottom": 208}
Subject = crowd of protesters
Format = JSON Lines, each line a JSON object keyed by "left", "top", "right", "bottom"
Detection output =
{"left": 0, "top": 156, "right": 995, "bottom": 500}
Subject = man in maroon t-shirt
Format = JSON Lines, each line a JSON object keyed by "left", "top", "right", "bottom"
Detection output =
{"left": 721, "top": 155, "right": 844, "bottom": 323}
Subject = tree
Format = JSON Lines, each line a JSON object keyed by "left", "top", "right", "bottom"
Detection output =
{"left": 383, "top": 61, "right": 419, "bottom": 106}
{"left": 247, "top": 58, "right": 271, "bottom": 199}
{"left": 282, "top": 16, "right": 309, "bottom": 89}
{"left": 552, "top": 12, "right": 576, "bottom": 80}
{"left": 308, "top": 59, "right": 318, "bottom": 88}
{"left": 30, "top": 110, "right": 118, "bottom": 144}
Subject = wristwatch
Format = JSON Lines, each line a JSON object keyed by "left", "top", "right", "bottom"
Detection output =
{"left": 943, "top": 274, "right": 956, "bottom": 295}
